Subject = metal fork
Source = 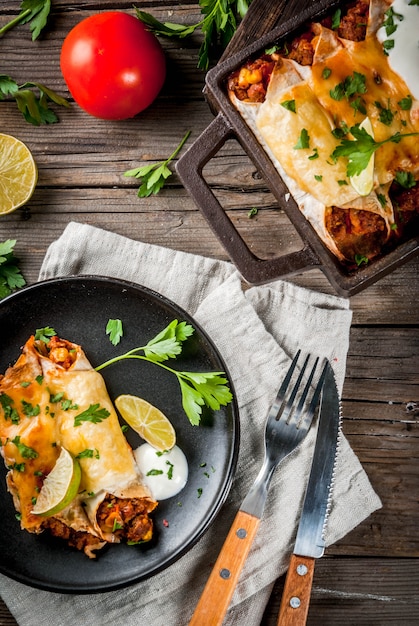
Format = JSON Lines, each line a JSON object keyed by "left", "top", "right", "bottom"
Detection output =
{"left": 189, "top": 351, "right": 327, "bottom": 626}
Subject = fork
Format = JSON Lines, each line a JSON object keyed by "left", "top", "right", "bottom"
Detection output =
{"left": 189, "top": 351, "right": 327, "bottom": 626}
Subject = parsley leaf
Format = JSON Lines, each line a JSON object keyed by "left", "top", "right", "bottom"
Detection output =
{"left": 74, "top": 404, "right": 111, "bottom": 427}
{"left": 280, "top": 99, "right": 296, "bottom": 113}
{"left": 11, "top": 435, "right": 38, "bottom": 459}
{"left": 293, "top": 128, "right": 310, "bottom": 149}
{"left": 124, "top": 131, "right": 190, "bottom": 197}
{"left": 96, "top": 320, "right": 233, "bottom": 426}
{"left": 331, "top": 125, "right": 419, "bottom": 176}
{"left": 0, "top": 240, "right": 26, "bottom": 300}
{"left": 136, "top": 0, "right": 251, "bottom": 70}
{"left": 394, "top": 171, "right": 416, "bottom": 189}
{"left": 0, "top": 0, "right": 51, "bottom": 40}
{"left": 398, "top": 95, "right": 413, "bottom": 110}
{"left": 35, "top": 326, "right": 56, "bottom": 343}
{"left": 106, "top": 319, "right": 123, "bottom": 346}
{"left": 0, "top": 75, "right": 69, "bottom": 125}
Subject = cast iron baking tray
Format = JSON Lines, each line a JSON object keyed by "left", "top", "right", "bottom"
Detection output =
{"left": 176, "top": 0, "right": 419, "bottom": 296}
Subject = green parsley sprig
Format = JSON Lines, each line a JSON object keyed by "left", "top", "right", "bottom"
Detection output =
{"left": 96, "top": 319, "right": 233, "bottom": 426}
{"left": 124, "top": 131, "right": 191, "bottom": 197}
{"left": 136, "top": 0, "right": 251, "bottom": 70}
{"left": 0, "top": 75, "right": 70, "bottom": 125}
{"left": 0, "top": 240, "right": 26, "bottom": 300}
{"left": 332, "top": 125, "right": 419, "bottom": 177}
{"left": 0, "top": 0, "right": 51, "bottom": 40}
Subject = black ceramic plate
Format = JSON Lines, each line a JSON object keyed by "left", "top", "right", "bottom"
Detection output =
{"left": 0, "top": 276, "right": 239, "bottom": 593}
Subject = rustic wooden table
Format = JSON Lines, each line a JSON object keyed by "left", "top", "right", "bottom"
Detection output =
{"left": 1, "top": 1, "right": 418, "bottom": 624}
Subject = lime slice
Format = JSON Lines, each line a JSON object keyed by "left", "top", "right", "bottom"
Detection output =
{"left": 115, "top": 395, "right": 176, "bottom": 452}
{"left": 0, "top": 133, "right": 38, "bottom": 215}
{"left": 32, "top": 447, "right": 81, "bottom": 517}
{"left": 349, "top": 117, "right": 374, "bottom": 196}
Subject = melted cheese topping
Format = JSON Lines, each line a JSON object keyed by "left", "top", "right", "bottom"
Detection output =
{"left": 376, "top": 0, "right": 419, "bottom": 100}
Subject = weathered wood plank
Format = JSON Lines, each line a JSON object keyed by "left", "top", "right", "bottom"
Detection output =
{"left": 262, "top": 558, "right": 419, "bottom": 625}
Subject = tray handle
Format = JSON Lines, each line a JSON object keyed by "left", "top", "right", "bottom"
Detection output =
{"left": 176, "top": 112, "right": 321, "bottom": 285}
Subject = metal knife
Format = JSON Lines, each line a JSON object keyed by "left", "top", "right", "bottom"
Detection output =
{"left": 277, "top": 360, "right": 341, "bottom": 626}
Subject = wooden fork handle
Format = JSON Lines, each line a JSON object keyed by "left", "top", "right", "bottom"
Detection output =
{"left": 189, "top": 510, "right": 260, "bottom": 626}
{"left": 277, "top": 554, "right": 316, "bottom": 626}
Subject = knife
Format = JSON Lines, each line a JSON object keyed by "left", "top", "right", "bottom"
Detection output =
{"left": 277, "top": 360, "right": 341, "bottom": 626}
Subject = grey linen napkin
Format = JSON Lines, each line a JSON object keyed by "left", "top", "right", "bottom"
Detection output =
{"left": 0, "top": 222, "right": 381, "bottom": 626}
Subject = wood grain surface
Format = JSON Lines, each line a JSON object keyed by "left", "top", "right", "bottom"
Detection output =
{"left": 0, "top": 1, "right": 418, "bottom": 625}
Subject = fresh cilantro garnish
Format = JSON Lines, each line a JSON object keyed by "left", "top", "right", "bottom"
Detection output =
{"left": 49, "top": 392, "right": 64, "bottom": 403}
{"left": 355, "top": 254, "right": 369, "bottom": 266}
{"left": 21, "top": 400, "right": 40, "bottom": 417}
{"left": 331, "top": 8, "right": 341, "bottom": 30}
{"left": 0, "top": 240, "right": 26, "bottom": 300}
{"left": 330, "top": 72, "right": 367, "bottom": 115}
{"left": 166, "top": 460, "right": 174, "bottom": 480}
{"left": 74, "top": 404, "right": 111, "bottom": 427}
{"left": 0, "top": 0, "right": 51, "bottom": 40}
{"left": 331, "top": 125, "right": 419, "bottom": 176}
{"left": 394, "top": 171, "right": 416, "bottom": 189}
{"left": 314, "top": 174, "right": 323, "bottom": 182}
{"left": 381, "top": 7, "right": 404, "bottom": 37}
{"left": 248, "top": 207, "right": 258, "bottom": 218}
{"left": 375, "top": 100, "right": 394, "bottom": 126}
{"left": 398, "top": 95, "right": 413, "bottom": 110}
{"left": 377, "top": 193, "right": 387, "bottom": 208}
{"left": 61, "top": 398, "right": 79, "bottom": 411}
{"left": 293, "top": 128, "right": 310, "bottom": 149}
{"left": 0, "top": 393, "right": 20, "bottom": 424}
{"left": 106, "top": 319, "right": 124, "bottom": 346}
{"left": 382, "top": 39, "right": 395, "bottom": 55}
{"left": 124, "top": 131, "right": 190, "bottom": 197}
{"left": 136, "top": 0, "right": 251, "bottom": 70}
{"left": 281, "top": 99, "right": 296, "bottom": 113}
{"left": 76, "top": 448, "right": 100, "bottom": 459}
{"left": 96, "top": 319, "right": 233, "bottom": 426}
{"left": 35, "top": 326, "right": 56, "bottom": 343}
{"left": 11, "top": 435, "right": 38, "bottom": 459}
{"left": 147, "top": 469, "right": 164, "bottom": 476}
{"left": 308, "top": 148, "right": 319, "bottom": 160}
{"left": 0, "top": 75, "right": 69, "bottom": 125}
{"left": 322, "top": 67, "right": 332, "bottom": 79}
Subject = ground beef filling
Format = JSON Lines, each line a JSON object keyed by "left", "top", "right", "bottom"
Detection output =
{"left": 96, "top": 495, "right": 154, "bottom": 544}
{"left": 325, "top": 207, "right": 388, "bottom": 261}
{"left": 42, "top": 517, "right": 104, "bottom": 553}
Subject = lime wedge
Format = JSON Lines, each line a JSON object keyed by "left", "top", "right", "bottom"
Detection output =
{"left": 115, "top": 394, "right": 176, "bottom": 452}
{"left": 0, "top": 133, "right": 38, "bottom": 214}
{"left": 32, "top": 447, "right": 81, "bottom": 517}
{"left": 349, "top": 117, "right": 374, "bottom": 196}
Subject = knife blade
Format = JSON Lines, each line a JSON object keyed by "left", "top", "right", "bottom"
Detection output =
{"left": 277, "top": 360, "right": 341, "bottom": 626}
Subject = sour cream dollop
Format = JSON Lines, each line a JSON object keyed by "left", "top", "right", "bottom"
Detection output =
{"left": 376, "top": 0, "right": 419, "bottom": 100}
{"left": 134, "top": 443, "right": 188, "bottom": 500}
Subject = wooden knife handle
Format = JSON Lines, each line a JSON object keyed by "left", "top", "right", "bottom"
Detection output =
{"left": 277, "top": 554, "right": 316, "bottom": 626}
{"left": 189, "top": 510, "right": 260, "bottom": 626}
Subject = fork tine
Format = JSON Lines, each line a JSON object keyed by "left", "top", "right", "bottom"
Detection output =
{"left": 298, "top": 359, "right": 328, "bottom": 430}
{"left": 279, "top": 353, "right": 311, "bottom": 423}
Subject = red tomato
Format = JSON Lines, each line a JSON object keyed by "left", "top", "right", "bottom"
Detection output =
{"left": 60, "top": 12, "right": 166, "bottom": 120}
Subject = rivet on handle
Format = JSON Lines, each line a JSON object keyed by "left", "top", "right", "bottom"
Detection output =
{"left": 297, "top": 563, "right": 308, "bottom": 576}
{"left": 236, "top": 528, "right": 247, "bottom": 539}
{"left": 219, "top": 568, "right": 231, "bottom": 579}
{"left": 290, "top": 596, "right": 301, "bottom": 609}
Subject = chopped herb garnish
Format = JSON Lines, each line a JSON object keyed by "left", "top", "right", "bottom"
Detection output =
{"left": 375, "top": 100, "right": 394, "bottom": 126}
{"left": 197, "top": 487, "right": 203, "bottom": 498}
{"left": 322, "top": 67, "right": 332, "bottom": 79}
{"left": 377, "top": 193, "right": 387, "bottom": 208}
{"left": 74, "top": 404, "right": 111, "bottom": 427}
{"left": 248, "top": 207, "right": 258, "bottom": 218}
{"left": 398, "top": 95, "right": 413, "bottom": 111}
{"left": 49, "top": 392, "right": 64, "bottom": 403}
{"left": 61, "top": 398, "right": 79, "bottom": 411}
{"left": 13, "top": 462, "right": 25, "bottom": 472}
{"left": 35, "top": 375, "right": 44, "bottom": 385}
{"left": 395, "top": 171, "right": 416, "bottom": 189}
{"left": 355, "top": 254, "right": 369, "bottom": 266}
{"left": 308, "top": 148, "right": 319, "bottom": 160}
{"left": 112, "top": 519, "right": 124, "bottom": 531}
{"left": 331, "top": 8, "right": 341, "bottom": 30}
{"left": 337, "top": 179, "right": 348, "bottom": 186}
{"left": 0, "top": 393, "right": 20, "bottom": 423}
{"left": 21, "top": 399, "right": 40, "bottom": 417}
{"left": 314, "top": 174, "right": 323, "bottom": 182}
{"left": 147, "top": 469, "right": 164, "bottom": 476}
{"left": 166, "top": 460, "right": 174, "bottom": 480}
{"left": 20, "top": 381, "right": 31, "bottom": 388}
{"left": 76, "top": 448, "right": 100, "bottom": 459}
{"left": 11, "top": 435, "right": 38, "bottom": 459}
{"left": 293, "top": 128, "right": 310, "bottom": 149}
{"left": 106, "top": 319, "right": 123, "bottom": 346}
{"left": 280, "top": 99, "right": 296, "bottom": 113}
